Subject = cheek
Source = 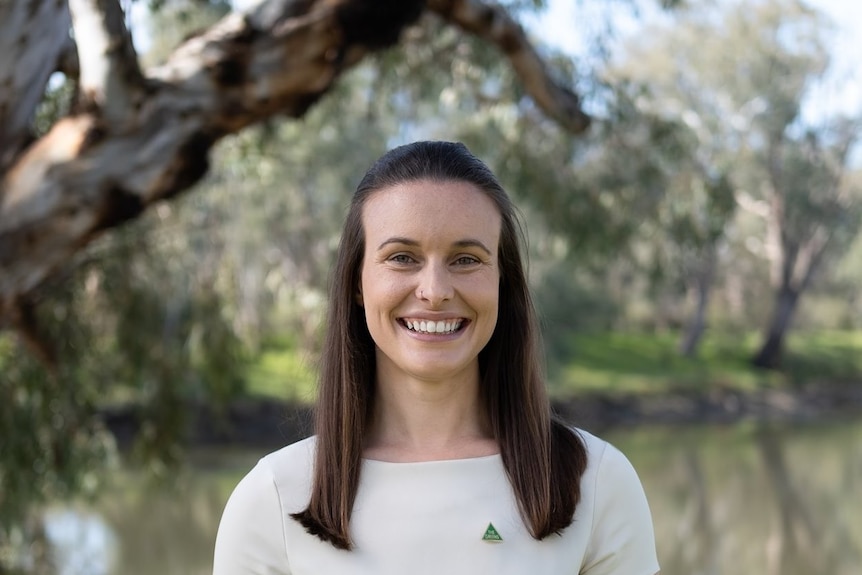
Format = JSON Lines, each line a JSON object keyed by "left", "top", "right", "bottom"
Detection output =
{"left": 361, "top": 271, "right": 405, "bottom": 313}
{"left": 470, "top": 271, "right": 500, "bottom": 304}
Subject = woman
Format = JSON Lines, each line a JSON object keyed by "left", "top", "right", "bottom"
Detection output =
{"left": 214, "top": 141, "right": 659, "bottom": 574}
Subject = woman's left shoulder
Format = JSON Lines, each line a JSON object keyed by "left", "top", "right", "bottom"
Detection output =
{"left": 568, "top": 427, "right": 647, "bottom": 499}
{"left": 571, "top": 428, "right": 660, "bottom": 575}
{"left": 570, "top": 427, "right": 632, "bottom": 467}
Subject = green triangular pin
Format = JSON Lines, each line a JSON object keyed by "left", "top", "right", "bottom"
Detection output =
{"left": 482, "top": 522, "right": 503, "bottom": 542}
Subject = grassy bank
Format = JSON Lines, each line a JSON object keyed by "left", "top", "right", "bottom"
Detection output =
{"left": 243, "top": 335, "right": 318, "bottom": 402}
{"left": 240, "top": 330, "right": 862, "bottom": 402}
{"left": 2, "top": 330, "right": 857, "bottom": 402}
{"left": 549, "top": 330, "right": 862, "bottom": 397}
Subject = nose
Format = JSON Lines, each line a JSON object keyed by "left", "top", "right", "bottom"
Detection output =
{"left": 416, "top": 261, "right": 453, "bottom": 305}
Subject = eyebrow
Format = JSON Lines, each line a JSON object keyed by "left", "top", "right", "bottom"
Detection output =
{"left": 377, "top": 237, "right": 493, "bottom": 256}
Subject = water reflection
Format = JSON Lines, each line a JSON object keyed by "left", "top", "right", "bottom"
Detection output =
{"left": 38, "top": 421, "right": 862, "bottom": 574}
{"left": 607, "top": 422, "right": 862, "bottom": 575}
{"left": 41, "top": 452, "right": 252, "bottom": 575}
{"left": 44, "top": 510, "right": 114, "bottom": 575}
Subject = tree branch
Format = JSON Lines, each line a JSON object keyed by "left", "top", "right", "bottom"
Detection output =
{"left": 734, "top": 190, "right": 771, "bottom": 219}
{"left": 0, "top": 0, "right": 73, "bottom": 173}
{"left": 68, "top": 0, "right": 145, "bottom": 122}
{"left": 792, "top": 225, "right": 829, "bottom": 292}
{"left": 427, "top": 0, "right": 590, "bottom": 134}
{"left": 0, "top": 0, "right": 591, "bottom": 320}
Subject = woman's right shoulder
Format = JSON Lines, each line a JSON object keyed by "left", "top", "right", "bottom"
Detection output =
{"left": 225, "top": 435, "right": 318, "bottom": 513}
{"left": 259, "top": 435, "right": 316, "bottom": 475}
{"left": 250, "top": 435, "right": 317, "bottom": 502}
{"left": 214, "top": 439, "right": 316, "bottom": 574}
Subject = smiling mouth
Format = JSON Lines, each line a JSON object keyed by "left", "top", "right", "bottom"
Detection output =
{"left": 399, "top": 318, "right": 466, "bottom": 335}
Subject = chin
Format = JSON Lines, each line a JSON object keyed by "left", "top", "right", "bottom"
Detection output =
{"left": 406, "top": 360, "right": 475, "bottom": 382}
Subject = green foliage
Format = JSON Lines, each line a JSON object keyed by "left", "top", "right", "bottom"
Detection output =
{"left": 139, "top": 0, "right": 232, "bottom": 66}
{"left": 782, "top": 331, "right": 862, "bottom": 384}
{"left": 533, "top": 265, "right": 621, "bottom": 372}
{"left": 243, "top": 335, "right": 317, "bottom": 402}
{"left": 0, "top": 338, "right": 115, "bottom": 530}
{"left": 32, "top": 75, "right": 75, "bottom": 137}
{"left": 0, "top": 212, "right": 248, "bottom": 555}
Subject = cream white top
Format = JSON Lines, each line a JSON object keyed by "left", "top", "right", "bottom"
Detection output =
{"left": 213, "top": 429, "right": 659, "bottom": 575}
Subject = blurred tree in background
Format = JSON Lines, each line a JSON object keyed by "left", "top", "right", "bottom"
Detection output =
{"left": 605, "top": 0, "right": 862, "bottom": 365}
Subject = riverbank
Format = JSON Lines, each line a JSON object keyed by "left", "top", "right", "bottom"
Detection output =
{"left": 100, "top": 380, "right": 862, "bottom": 449}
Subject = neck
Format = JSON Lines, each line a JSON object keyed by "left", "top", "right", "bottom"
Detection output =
{"left": 364, "top": 363, "right": 497, "bottom": 462}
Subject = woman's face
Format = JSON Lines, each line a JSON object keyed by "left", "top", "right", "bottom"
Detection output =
{"left": 359, "top": 179, "right": 501, "bottom": 385}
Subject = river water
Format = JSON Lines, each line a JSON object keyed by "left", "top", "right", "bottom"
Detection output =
{"left": 26, "top": 420, "right": 862, "bottom": 574}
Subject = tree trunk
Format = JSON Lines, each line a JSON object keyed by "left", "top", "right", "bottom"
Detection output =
{"left": 752, "top": 285, "right": 799, "bottom": 369}
{"left": 0, "top": 0, "right": 74, "bottom": 174}
{"left": 679, "top": 288, "right": 708, "bottom": 357}
{"left": 679, "top": 249, "right": 716, "bottom": 357}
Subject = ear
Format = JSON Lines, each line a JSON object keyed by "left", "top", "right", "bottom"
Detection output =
{"left": 355, "top": 285, "right": 364, "bottom": 307}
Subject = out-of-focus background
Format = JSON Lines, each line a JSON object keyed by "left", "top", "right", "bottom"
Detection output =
{"left": 1, "top": 0, "right": 860, "bottom": 573}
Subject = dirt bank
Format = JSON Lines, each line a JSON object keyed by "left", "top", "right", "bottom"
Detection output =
{"left": 100, "top": 382, "right": 862, "bottom": 449}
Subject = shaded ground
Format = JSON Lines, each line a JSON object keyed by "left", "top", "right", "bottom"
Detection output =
{"left": 556, "top": 381, "right": 862, "bottom": 431}
{"left": 101, "top": 381, "right": 862, "bottom": 449}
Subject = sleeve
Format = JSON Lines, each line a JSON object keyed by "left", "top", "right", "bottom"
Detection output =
{"left": 213, "top": 460, "right": 291, "bottom": 575}
{"left": 581, "top": 442, "right": 660, "bottom": 575}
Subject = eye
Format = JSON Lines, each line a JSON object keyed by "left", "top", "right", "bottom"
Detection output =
{"left": 453, "top": 255, "right": 481, "bottom": 266}
{"left": 389, "top": 253, "right": 416, "bottom": 264}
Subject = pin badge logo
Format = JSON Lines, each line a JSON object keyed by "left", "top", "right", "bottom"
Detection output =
{"left": 482, "top": 522, "right": 503, "bottom": 542}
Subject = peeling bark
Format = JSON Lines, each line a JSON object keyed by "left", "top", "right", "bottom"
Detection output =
{"left": 0, "top": 0, "right": 591, "bottom": 324}
{"left": 68, "top": 0, "right": 145, "bottom": 120}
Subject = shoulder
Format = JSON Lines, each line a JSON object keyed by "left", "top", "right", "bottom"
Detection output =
{"left": 574, "top": 428, "right": 631, "bottom": 477}
{"left": 572, "top": 427, "right": 608, "bottom": 458}
{"left": 571, "top": 428, "right": 660, "bottom": 575}
{"left": 227, "top": 436, "right": 317, "bottom": 508}
{"left": 213, "top": 437, "right": 317, "bottom": 574}
{"left": 571, "top": 427, "right": 647, "bottom": 510}
{"left": 259, "top": 436, "right": 316, "bottom": 482}
{"left": 231, "top": 435, "right": 315, "bottom": 493}
{"left": 245, "top": 435, "right": 317, "bottom": 514}
{"left": 220, "top": 436, "right": 317, "bottom": 528}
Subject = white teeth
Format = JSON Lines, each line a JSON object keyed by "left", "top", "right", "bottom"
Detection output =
{"left": 404, "top": 319, "right": 463, "bottom": 334}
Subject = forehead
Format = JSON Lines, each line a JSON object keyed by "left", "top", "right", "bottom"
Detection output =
{"left": 361, "top": 179, "right": 502, "bottom": 245}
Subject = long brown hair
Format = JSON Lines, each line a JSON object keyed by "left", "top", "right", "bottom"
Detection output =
{"left": 292, "top": 141, "right": 587, "bottom": 550}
